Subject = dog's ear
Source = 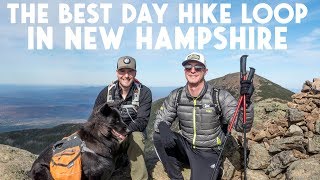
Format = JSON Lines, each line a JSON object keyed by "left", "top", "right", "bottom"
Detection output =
{"left": 99, "top": 103, "right": 113, "bottom": 117}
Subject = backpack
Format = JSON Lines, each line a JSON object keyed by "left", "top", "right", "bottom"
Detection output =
{"left": 49, "top": 133, "right": 95, "bottom": 180}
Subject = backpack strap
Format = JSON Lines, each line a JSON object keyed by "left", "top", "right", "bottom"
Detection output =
{"left": 175, "top": 87, "right": 184, "bottom": 108}
{"left": 108, "top": 81, "right": 141, "bottom": 107}
{"left": 106, "top": 82, "right": 117, "bottom": 103}
{"left": 212, "top": 88, "right": 222, "bottom": 116}
{"left": 131, "top": 81, "right": 141, "bottom": 107}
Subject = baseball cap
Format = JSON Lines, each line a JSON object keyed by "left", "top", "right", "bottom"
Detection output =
{"left": 117, "top": 56, "right": 136, "bottom": 70}
{"left": 182, "top": 52, "right": 206, "bottom": 67}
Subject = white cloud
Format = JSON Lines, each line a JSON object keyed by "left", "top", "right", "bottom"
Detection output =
{"left": 298, "top": 28, "right": 320, "bottom": 43}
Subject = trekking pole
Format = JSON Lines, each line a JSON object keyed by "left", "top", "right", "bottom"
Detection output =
{"left": 211, "top": 55, "right": 248, "bottom": 180}
{"left": 240, "top": 55, "right": 255, "bottom": 180}
{"left": 240, "top": 55, "right": 248, "bottom": 180}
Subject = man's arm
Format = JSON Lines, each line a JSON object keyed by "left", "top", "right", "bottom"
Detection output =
{"left": 93, "top": 86, "right": 109, "bottom": 109}
{"left": 154, "top": 89, "right": 180, "bottom": 132}
{"left": 127, "top": 86, "right": 152, "bottom": 132}
{"left": 218, "top": 90, "right": 254, "bottom": 132}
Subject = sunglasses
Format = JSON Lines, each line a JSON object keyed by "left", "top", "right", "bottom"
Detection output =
{"left": 184, "top": 64, "right": 205, "bottom": 71}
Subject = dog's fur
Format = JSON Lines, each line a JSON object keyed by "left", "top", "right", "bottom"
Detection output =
{"left": 29, "top": 102, "right": 128, "bottom": 180}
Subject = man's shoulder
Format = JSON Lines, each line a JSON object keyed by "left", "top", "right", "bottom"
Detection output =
{"left": 166, "top": 86, "right": 185, "bottom": 99}
{"left": 139, "top": 84, "right": 151, "bottom": 93}
{"left": 97, "top": 85, "right": 110, "bottom": 94}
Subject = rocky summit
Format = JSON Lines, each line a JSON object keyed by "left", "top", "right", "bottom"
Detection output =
{"left": 221, "top": 78, "right": 320, "bottom": 180}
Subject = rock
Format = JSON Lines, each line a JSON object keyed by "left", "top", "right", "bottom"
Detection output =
{"left": 267, "top": 124, "right": 280, "bottom": 135}
{"left": 313, "top": 78, "right": 320, "bottom": 91}
{"left": 286, "top": 108, "right": 305, "bottom": 123}
{"left": 311, "top": 108, "right": 320, "bottom": 118}
{"left": 274, "top": 118, "right": 289, "bottom": 128}
{"left": 248, "top": 143, "right": 271, "bottom": 170}
{"left": 293, "top": 98, "right": 307, "bottom": 105}
{"left": 301, "top": 84, "right": 311, "bottom": 93}
{"left": 286, "top": 158, "right": 320, "bottom": 180}
{"left": 287, "top": 102, "right": 298, "bottom": 109}
{"left": 308, "top": 135, "right": 320, "bottom": 154}
{"left": 304, "top": 131, "right": 314, "bottom": 138}
{"left": 292, "top": 149, "right": 309, "bottom": 159}
{"left": 305, "top": 116, "right": 316, "bottom": 132}
{"left": 221, "top": 157, "right": 242, "bottom": 180}
{"left": 300, "top": 125, "right": 308, "bottom": 132}
{"left": 247, "top": 169, "right": 269, "bottom": 180}
{"left": 266, "top": 150, "right": 298, "bottom": 178}
{"left": 307, "top": 94, "right": 320, "bottom": 99}
{"left": 313, "top": 99, "right": 320, "bottom": 107}
{"left": 269, "top": 136, "right": 307, "bottom": 154}
{"left": 151, "top": 161, "right": 191, "bottom": 180}
{"left": 315, "top": 120, "right": 320, "bottom": 134}
{"left": 253, "top": 130, "right": 268, "bottom": 141}
{"left": 285, "top": 125, "right": 303, "bottom": 137}
{"left": 0, "top": 144, "right": 37, "bottom": 180}
{"left": 291, "top": 93, "right": 307, "bottom": 99}
{"left": 274, "top": 173, "right": 286, "bottom": 180}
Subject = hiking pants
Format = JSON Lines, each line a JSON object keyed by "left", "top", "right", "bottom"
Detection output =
{"left": 153, "top": 132, "right": 222, "bottom": 180}
{"left": 126, "top": 131, "right": 148, "bottom": 180}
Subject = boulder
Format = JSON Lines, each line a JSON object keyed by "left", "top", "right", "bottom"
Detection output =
{"left": 266, "top": 150, "right": 298, "bottom": 178}
{"left": 308, "top": 135, "right": 320, "bottom": 154}
{"left": 286, "top": 108, "right": 305, "bottom": 123}
{"left": 0, "top": 144, "right": 37, "bottom": 180}
{"left": 286, "top": 158, "right": 320, "bottom": 180}
{"left": 248, "top": 143, "right": 271, "bottom": 170}
{"left": 269, "top": 136, "right": 307, "bottom": 153}
{"left": 285, "top": 125, "right": 303, "bottom": 137}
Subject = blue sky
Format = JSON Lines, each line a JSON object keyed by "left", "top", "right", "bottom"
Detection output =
{"left": 0, "top": 0, "right": 319, "bottom": 90}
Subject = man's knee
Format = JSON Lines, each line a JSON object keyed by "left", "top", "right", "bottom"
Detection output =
{"left": 131, "top": 131, "right": 144, "bottom": 141}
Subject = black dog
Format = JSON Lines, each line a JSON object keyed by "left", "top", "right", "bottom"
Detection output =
{"left": 29, "top": 102, "right": 128, "bottom": 180}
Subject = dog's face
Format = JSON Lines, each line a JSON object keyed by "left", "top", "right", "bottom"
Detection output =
{"left": 95, "top": 103, "right": 128, "bottom": 142}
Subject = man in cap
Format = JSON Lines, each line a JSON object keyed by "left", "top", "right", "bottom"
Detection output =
{"left": 93, "top": 56, "right": 152, "bottom": 180}
{"left": 153, "top": 52, "right": 254, "bottom": 179}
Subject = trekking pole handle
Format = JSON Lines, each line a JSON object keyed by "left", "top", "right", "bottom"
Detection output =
{"left": 240, "top": 55, "right": 248, "bottom": 77}
{"left": 247, "top": 67, "right": 255, "bottom": 82}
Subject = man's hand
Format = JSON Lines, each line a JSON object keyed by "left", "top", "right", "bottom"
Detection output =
{"left": 158, "top": 122, "right": 177, "bottom": 148}
{"left": 240, "top": 80, "right": 254, "bottom": 105}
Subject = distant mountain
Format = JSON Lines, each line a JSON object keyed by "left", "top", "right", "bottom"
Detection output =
{"left": 208, "top": 72, "right": 294, "bottom": 102}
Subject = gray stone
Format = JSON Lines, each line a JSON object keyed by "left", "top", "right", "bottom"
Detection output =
{"left": 269, "top": 136, "right": 307, "bottom": 153}
{"left": 266, "top": 150, "right": 298, "bottom": 178}
{"left": 248, "top": 143, "right": 271, "bottom": 170}
{"left": 308, "top": 135, "right": 320, "bottom": 154}
{"left": 247, "top": 169, "right": 269, "bottom": 180}
{"left": 286, "top": 158, "right": 320, "bottom": 180}
{"left": 286, "top": 108, "right": 305, "bottom": 123}
{"left": 285, "top": 125, "right": 303, "bottom": 137}
{"left": 315, "top": 120, "right": 320, "bottom": 134}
